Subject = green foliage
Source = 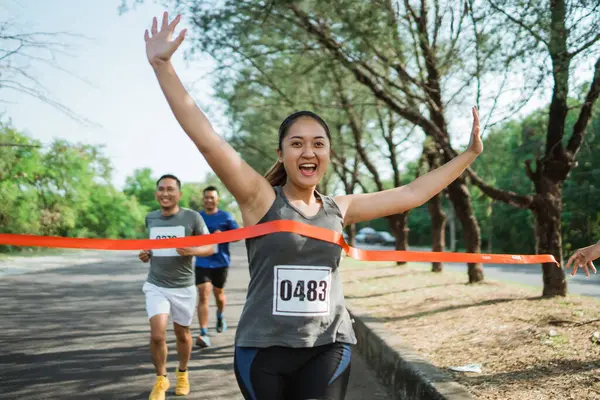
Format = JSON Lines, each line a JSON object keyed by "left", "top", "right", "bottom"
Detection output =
{"left": 0, "top": 123, "right": 147, "bottom": 252}
{"left": 469, "top": 103, "right": 600, "bottom": 254}
{"left": 74, "top": 184, "right": 147, "bottom": 239}
{"left": 562, "top": 105, "right": 600, "bottom": 252}
{"left": 184, "top": 173, "right": 242, "bottom": 223}
{"left": 123, "top": 167, "right": 156, "bottom": 212}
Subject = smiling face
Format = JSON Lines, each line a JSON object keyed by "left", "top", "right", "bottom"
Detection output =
{"left": 155, "top": 177, "right": 181, "bottom": 210}
{"left": 278, "top": 116, "right": 331, "bottom": 189}
{"left": 203, "top": 189, "right": 219, "bottom": 213}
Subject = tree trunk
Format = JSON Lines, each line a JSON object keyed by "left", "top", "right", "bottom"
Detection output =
{"left": 346, "top": 223, "right": 357, "bottom": 247}
{"left": 532, "top": 182, "right": 567, "bottom": 296}
{"left": 388, "top": 212, "right": 409, "bottom": 266}
{"left": 422, "top": 138, "right": 447, "bottom": 272}
{"left": 487, "top": 202, "right": 494, "bottom": 253}
{"left": 448, "top": 206, "right": 457, "bottom": 252}
{"left": 447, "top": 177, "right": 484, "bottom": 283}
{"left": 428, "top": 193, "right": 446, "bottom": 272}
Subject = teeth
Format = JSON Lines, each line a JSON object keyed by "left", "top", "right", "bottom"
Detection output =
{"left": 300, "top": 164, "right": 316, "bottom": 168}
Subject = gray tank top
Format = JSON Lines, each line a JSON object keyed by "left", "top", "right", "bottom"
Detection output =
{"left": 235, "top": 186, "right": 357, "bottom": 348}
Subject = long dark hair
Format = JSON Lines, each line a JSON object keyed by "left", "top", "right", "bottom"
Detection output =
{"left": 264, "top": 111, "right": 331, "bottom": 187}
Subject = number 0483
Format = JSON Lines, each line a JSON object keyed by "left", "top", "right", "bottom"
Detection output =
{"left": 272, "top": 265, "right": 332, "bottom": 317}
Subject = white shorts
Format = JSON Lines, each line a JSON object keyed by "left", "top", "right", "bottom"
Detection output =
{"left": 142, "top": 282, "right": 197, "bottom": 327}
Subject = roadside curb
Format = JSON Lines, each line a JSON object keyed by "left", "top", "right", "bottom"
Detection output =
{"left": 349, "top": 309, "right": 475, "bottom": 400}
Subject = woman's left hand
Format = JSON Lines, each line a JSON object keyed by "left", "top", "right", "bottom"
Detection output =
{"left": 467, "top": 106, "right": 483, "bottom": 155}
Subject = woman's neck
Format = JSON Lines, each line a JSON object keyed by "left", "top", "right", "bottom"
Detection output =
{"left": 282, "top": 182, "right": 318, "bottom": 204}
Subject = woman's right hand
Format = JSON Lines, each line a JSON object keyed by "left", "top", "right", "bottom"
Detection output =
{"left": 144, "top": 12, "right": 186, "bottom": 68}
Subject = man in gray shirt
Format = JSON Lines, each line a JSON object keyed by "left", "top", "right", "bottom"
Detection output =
{"left": 138, "top": 174, "right": 214, "bottom": 400}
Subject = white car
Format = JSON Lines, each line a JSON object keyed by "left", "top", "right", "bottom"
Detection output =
{"left": 358, "top": 227, "right": 376, "bottom": 235}
{"left": 355, "top": 233, "right": 367, "bottom": 242}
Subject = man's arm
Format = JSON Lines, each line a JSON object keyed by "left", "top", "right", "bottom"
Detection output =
{"left": 176, "top": 212, "right": 215, "bottom": 257}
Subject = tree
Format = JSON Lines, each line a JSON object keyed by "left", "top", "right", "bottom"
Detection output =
{"left": 562, "top": 104, "right": 600, "bottom": 252}
{"left": 468, "top": 0, "right": 600, "bottom": 296}
{"left": 0, "top": 17, "right": 91, "bottom": 124}
{"left": 131, "top": 0, "right": 493, "bottom": 282}
{"left": 0, "top": 124, "right": 45, "bottom": 242}
{"left": 187, "top": 172, "right": 242, "bottom": 223}
{"left": 123, "top": 168, "right": 157, "bottom": 212}
{"left": 0, "top": 123, "right": 144, "bottom": 246}
{"left": 32, "top": 140, "right": 112, "bottom": 236}
{"left": 211, "top": 44, "right": 424, "bottom": 259}
{"left": 76, "top": 184, "right": 147, "bottom": 239}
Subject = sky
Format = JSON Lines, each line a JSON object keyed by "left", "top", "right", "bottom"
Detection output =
{"left": 2, "top": 0, "right": 224, "bottom": 188}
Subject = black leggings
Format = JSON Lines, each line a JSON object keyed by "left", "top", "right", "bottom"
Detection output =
{"left": 234, "top": 342, "right": 352, "bottom": 400}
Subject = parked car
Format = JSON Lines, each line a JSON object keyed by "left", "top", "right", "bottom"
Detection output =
{"left": 358, "top": 227, "right": 376, "bottom": 235}
{"left": 375, "top": 231, "right": 396, "bottom": 246}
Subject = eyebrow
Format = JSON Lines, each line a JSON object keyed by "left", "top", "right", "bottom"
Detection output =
{"left": 289, "top": 135, "right": 327, "bottom": 140}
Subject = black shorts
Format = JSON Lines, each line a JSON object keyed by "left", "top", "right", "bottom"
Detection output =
{"left": 234, "top": 342, "right": 352, "bottom": 400}
{"left": 195, "top": 267, "right": 228, "bottom": 289}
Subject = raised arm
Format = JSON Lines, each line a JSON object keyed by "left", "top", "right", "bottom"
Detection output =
{"left": 145, "top": 12, "right": 274, "bottom": 226}
{"left": 335, "top": 107, "right": 482, "bottom": 226}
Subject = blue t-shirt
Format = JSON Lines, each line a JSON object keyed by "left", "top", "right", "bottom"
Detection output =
{"left": 195, "top": 209, "right": 239, "bottom": 268}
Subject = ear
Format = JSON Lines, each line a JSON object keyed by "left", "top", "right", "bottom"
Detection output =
{"left": 277, "top": 148, "right": 283, "bottom": 163}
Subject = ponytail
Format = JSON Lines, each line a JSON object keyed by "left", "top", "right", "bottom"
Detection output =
{"left": 264, "top": 160, "right": 287, "bottom": 187}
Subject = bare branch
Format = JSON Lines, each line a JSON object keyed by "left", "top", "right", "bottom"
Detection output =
{"left": 488, "top": 0, "right": 549, "bottom": 48}
{"left": 0, "top": 25, "right": 96, "bottom": 125}
{"left": 287, "top": 5, "right": 454, "bottom": 156}
{"left": 566, "top": 54, "right": 600, "bottom": 155}
{"left": 467, "top": 0, "right": 482, "bottom": 107}
{"left": 466, "top": 167, "right": 534, "bottom": 209}
{"left": 331, "top": 67, "right": 385, "bottom": 191}
{"left": 569, "top": 32, "right": 600, "bottom": 58}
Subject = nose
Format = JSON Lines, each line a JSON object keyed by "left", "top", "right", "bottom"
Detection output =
{"left": 302, "top": 146, "right": 316, "bottom": 158}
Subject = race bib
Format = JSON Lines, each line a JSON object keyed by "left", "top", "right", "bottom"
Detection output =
{"left": 149, "top": 226, "right": 185, "bottom": 257}
{"left": 272, "top": 265, "right": 331, "bottom": 317}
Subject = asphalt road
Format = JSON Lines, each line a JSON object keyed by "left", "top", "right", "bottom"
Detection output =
{"left": 0, "top": 245, "right": 391, "bottom": 400}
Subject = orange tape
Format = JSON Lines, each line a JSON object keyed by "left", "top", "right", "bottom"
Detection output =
{"left": 0, "top": 220, "right": 557, "bottom": 265}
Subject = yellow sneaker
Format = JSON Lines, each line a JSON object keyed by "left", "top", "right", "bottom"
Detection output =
{"left": 175, "top": 369, "right": 190, "bottom": 396}
{"left": 149, "top": 375, "right": 170, "bottom": 400}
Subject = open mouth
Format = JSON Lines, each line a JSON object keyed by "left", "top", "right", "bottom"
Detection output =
{"left": 299, "top": 163, "right": 317, "bottom": 177}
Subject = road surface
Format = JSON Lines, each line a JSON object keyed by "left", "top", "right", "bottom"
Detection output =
{"left": 0, "top": 244, "right": 391, "bottom": 400}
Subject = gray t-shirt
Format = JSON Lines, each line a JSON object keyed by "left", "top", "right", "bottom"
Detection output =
{"left": 235, "top": 186, "right": 357, "bottom": 348}
{"left": 145, "top": 207, "right": 209, "bottom": 288}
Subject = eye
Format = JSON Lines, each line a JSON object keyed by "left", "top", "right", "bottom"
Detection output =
{"left": 290, "top": 141, "right": 302, "bottom": 147}
{"left": 315, "top": 141, "right": 325, "bottom": 147}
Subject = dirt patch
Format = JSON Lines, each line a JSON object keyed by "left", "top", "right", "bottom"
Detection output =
{"left": 341, "top": 259, "right": 600, "bottom": 400}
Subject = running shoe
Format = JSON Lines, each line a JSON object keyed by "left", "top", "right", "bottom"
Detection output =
{"left": 149, "top": 375, "right": 170, "bottom": 400}
{"left": 196, "top": 334, "right": 211, "bottom": 348}
{"left": 175, "top": 369, "right": 190, "bottom": 396}
{"left": 216, "top": 316, "right": 227, "bottom": 333}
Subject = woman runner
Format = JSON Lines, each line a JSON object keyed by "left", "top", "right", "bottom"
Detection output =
{"left": 144, "top": 12, "right": 483, "bottom": 400}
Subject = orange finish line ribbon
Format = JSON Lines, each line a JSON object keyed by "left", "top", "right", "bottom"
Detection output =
{"left": 0, "top": 220, "right": 557, "bottom": 265}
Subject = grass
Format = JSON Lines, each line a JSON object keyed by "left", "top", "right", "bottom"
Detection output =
{"left": 341, "top": 258, "right": 600, "bottom": 400}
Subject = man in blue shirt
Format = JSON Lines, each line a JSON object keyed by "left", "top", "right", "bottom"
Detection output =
{"left": 195, "top": 186, "right": 239, "bottom": 347}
